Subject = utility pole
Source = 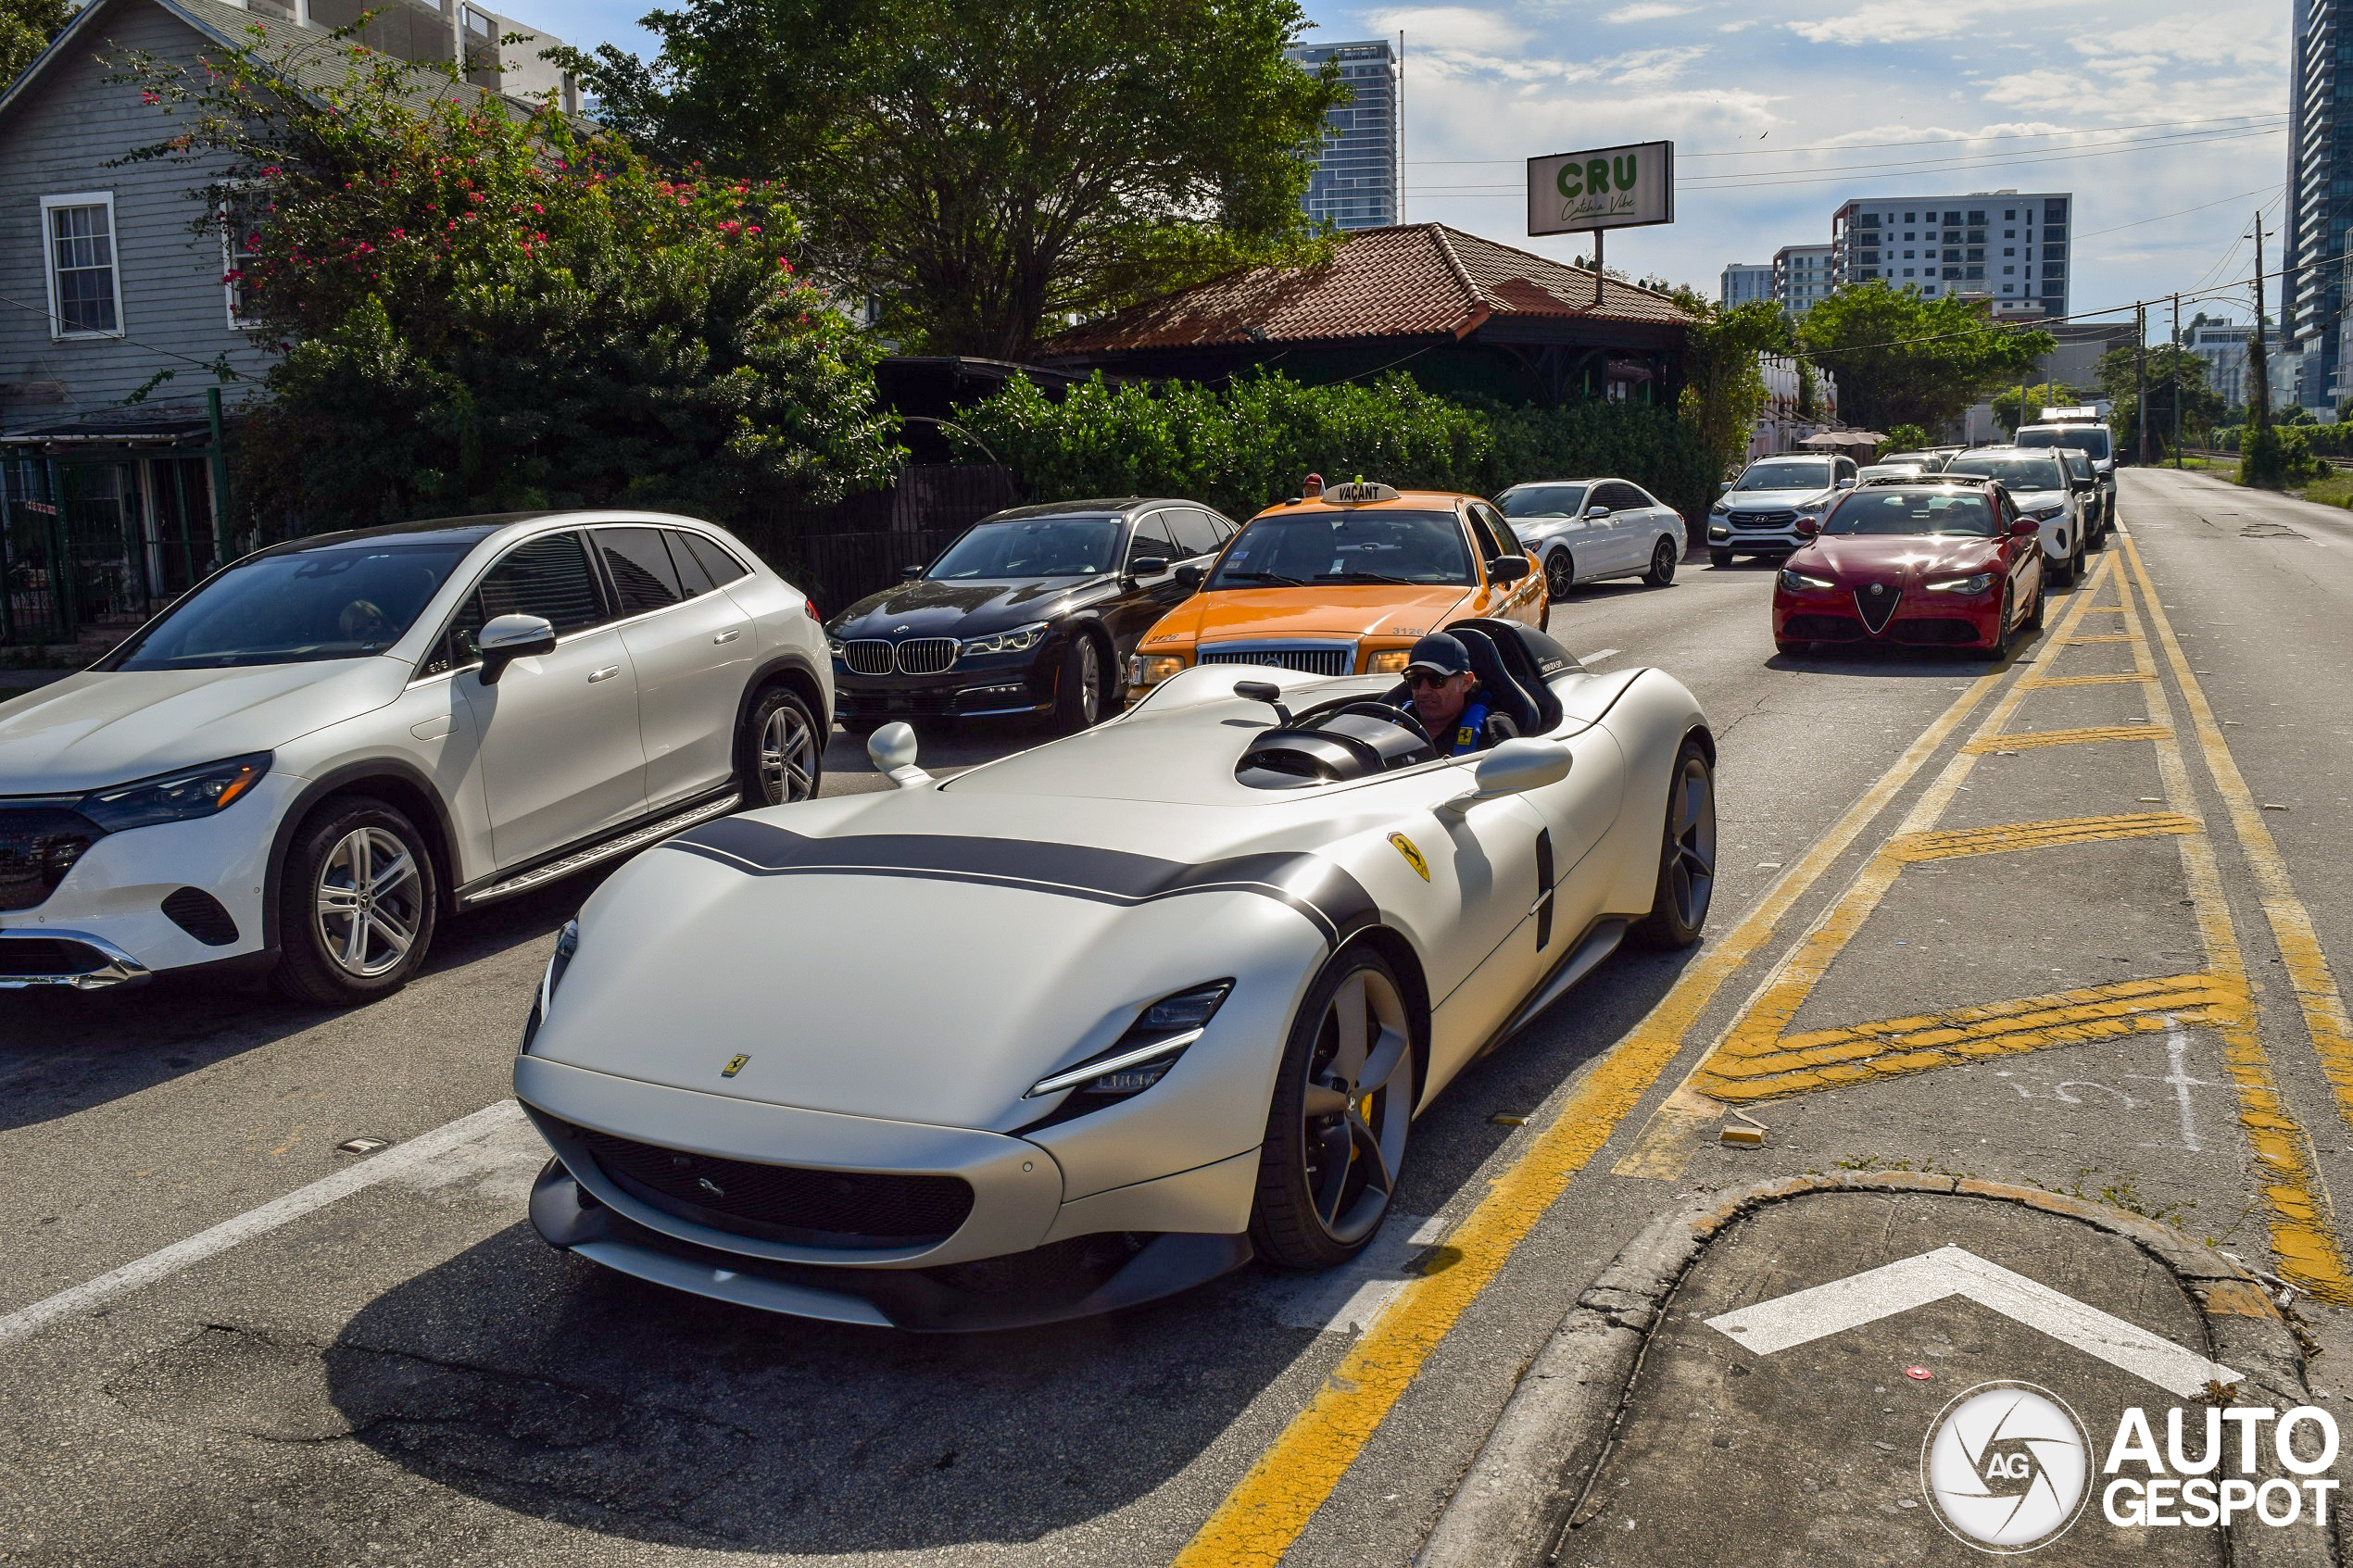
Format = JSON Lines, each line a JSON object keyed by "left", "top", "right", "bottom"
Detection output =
{"left": 2171, "top": 293, "right": 2183, "bottom": 466}
{"left": 2250, "top": 213, "right": 2273, "bottom": 445}
{"left": 2135, "top": 303, "right": 2147, "bottom": 464}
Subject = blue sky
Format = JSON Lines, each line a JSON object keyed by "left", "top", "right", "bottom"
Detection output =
{"left": 547, "top": 0, "right": 2291, "bottom": 339}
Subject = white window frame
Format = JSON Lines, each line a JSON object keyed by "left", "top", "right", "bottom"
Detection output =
{"left": 216, "top": 185, "right": 262, "bottom": 332}
{"left": 39, "top": 191, "right": 126, "bottom": 341}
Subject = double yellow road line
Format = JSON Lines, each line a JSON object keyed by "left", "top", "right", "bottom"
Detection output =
{"left": 1171, "top": 537, "right": 2353, "bottom": 1566}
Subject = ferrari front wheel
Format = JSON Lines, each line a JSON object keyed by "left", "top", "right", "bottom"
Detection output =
{"left": 1252, "top": 949, "right": 1416, "bottom": 1270}
{"left": 1629, "top": 736, "right": 1715, "bottom": 950}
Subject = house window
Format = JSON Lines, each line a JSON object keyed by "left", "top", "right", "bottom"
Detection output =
{"left": 462, "top": 4, "right": 497, "bottom": 40}
{"left": 42, "top": 193, "right": 123, "bottom": 338}
{"left": 218, "top": 188, "right": 263, "bottom": 331}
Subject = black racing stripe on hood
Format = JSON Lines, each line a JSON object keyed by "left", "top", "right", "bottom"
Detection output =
{"left": 664, "top": 817, "right": 1377, "bottom": 947}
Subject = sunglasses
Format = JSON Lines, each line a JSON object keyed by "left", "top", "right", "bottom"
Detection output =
{"left": 1406, "top": 671, "right": 1461, "bottom": 689}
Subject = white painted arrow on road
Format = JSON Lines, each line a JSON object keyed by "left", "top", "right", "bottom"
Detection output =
{"left": 1705, "top": 1245, "right": 2239, "bottom": 1399}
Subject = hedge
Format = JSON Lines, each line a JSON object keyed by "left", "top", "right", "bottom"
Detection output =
{"left": 952, "top": 370, "right": 1714, "bottom": 526}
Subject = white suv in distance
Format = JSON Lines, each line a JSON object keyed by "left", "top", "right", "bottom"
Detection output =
{"left": 0, "top": 511, "right": 829, "bottom": 1004}
{"left": 1706, "top": 453, "right": 1856, "bottom": 566}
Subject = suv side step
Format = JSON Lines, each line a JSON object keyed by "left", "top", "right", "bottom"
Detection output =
{"left": 459, "top": 792, "right": 742, "bottom": 908}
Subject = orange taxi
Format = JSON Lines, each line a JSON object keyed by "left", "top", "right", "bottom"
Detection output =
{"left": 1125, "top": 480, "right": 1547, "bottom": 700}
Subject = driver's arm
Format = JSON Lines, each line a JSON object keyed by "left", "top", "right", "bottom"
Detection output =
{"left": 1480, "top": 710, "right": 1521, "bottom": 749}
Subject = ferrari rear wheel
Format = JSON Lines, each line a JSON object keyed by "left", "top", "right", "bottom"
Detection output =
{"left": 1644, "top": 537, "right": 1678, "bottom": 586}
{"left": 1629, "top": 737, "right": 1716, "bottom": 950}
{"left": 1252, "top": 949, "right": 1416, "bottom": 1270}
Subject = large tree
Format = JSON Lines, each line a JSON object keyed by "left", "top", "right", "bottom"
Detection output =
{"left": 1794, "top": 282, "right": 2051, "bottom": 434}
{"left": 117, "top": 32, "right": 898, "bottom": 530}
{"left": 1, "top": 0, "right": 70, "bottom": 84}
{"left": 1671, "top": 295, "right": 1787, "bottom": 483}
{"left": 557, "top": 0, "right": 1346, "bottom": 357}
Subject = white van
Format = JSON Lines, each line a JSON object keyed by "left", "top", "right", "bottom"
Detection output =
{"left": 2014, "top": 420, "right": 2115, "bottom": 538}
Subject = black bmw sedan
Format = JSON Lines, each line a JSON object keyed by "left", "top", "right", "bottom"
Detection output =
{"left": 826, "top": 497, "right": 1238, "bottom": 733}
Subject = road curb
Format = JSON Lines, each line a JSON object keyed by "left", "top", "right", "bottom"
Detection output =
{"left": 1417, "top": 1171, "right": 2332, "bottom": 1568}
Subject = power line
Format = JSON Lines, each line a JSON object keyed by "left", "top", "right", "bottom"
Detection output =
{"left": 2073, "top": 185, "right": 2278, "bottom": 242}
{"left": 1404, "top": 122, "right": 2287, "bottom": 196}
{"left": 1404, "top": 112, "right": 2287, "bottom": 166}
{"left": 0, "top": 292, "right": 250, "bottom": 379}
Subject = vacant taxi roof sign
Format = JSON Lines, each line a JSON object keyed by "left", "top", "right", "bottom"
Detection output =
{"left": 1323, "top": 482, "right": 1401, "bottom": 504}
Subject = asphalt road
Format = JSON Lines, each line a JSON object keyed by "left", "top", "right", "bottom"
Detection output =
{"left": 4, "top": 481, "right": 2348, "bottom": 1565}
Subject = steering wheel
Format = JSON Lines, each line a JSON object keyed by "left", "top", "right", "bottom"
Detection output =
{"left": 1327, "top": 700, "right": 1436, "bottom": 750}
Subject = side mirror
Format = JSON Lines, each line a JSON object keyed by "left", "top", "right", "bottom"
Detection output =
{"left": 1794, "top": 516, "right": 1821, "bottom": 539}
{"left": 866, "top": 721, "right": 932, "bottom": 789}
{"left": 1836, "top": 477, "right": 1857, "bottom": 490}
{"left": 1174, "top": 563, "right": 1203, "bottom": 591}
{"left": 1441, "top": 738, "right": 1572, "bottom": 816}
{"left": 1584, "top": 505, "right": 1612, "bottom": 520}
{"left": 475, "top": 613, "right": 556, "bottom": 686}
{"left": 1488, "top": 555, "right": 1530, "bottom": 583}
{"left": 1128, "top": 557, "right": 1169, "bottom": 579}
{"left": 900, "top": 564, "right": 924, "bottom": 580}
{"left": 2009, "top": 517, "right": 2040, "bottom": 538}
{"left": 1718, "top": 481, "right": 1734, "bottom": 495}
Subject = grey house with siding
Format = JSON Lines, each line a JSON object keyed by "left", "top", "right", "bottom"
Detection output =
{"left": 0, "top": 0, "right": 572, "bottom": 648}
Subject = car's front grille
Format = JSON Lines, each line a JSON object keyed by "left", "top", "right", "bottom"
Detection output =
{"left": 895, "top": 637, "right": 959, "bottom": 675}
{"left": 1783, "top": 614, "right": 1863, "bottom": 641}
{"left": 841, "top": 639, "right": 894, "bottom": 676}
{"left": 0, "top": 805, "right": 100, "bottom": 912}
{"left": 1855, "top": 585, "right": 1900, "bottom": 634}
{"left": 568, "top": 1124, "right": 975, "bottom": 1248}
{"left": 1198, "top": 643, "right": 1353, "bottom": 677}
{"left": 0, "top": 936, "right": 110, "bottom": 977}
{"left": 1894, "top": 619, "right": 1981, "bottom": 646}
{"left": 1729, "top": 509, "right": 1798, "bottom": 530}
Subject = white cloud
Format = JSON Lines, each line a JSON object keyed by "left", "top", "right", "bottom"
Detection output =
{"left": 1603, "top": 2, "right": 1692, "bottom": 21}
{"left": 1365, "top": 6, "right": 1531, "bottom": 52}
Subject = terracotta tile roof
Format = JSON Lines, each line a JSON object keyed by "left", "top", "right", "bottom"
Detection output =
{"left": 1043, "top": 223, "right": 1696, "bottom": 356}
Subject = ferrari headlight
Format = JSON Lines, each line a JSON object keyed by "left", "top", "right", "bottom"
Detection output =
{"left": 1928, "top": 571, "right": 1997, "bottom": 594}
{"left": 1026, "top": 981, "right": 1232, "bottom": 1100}
{"left": 1131, "top": 653, "right": 1186, "bottom": 687}
{"left": 522, "top": 919, "right": 579, "bottom": 1053}
{"left": 960, "top": 621, "right": 1048, "bottom": 659}
{"left": 1365, "top": 649, "right": 1411, "bottom": 675}
{"left": 77, "top": 753, "right": 270, "bottom": 833}
{"left": 1779, "top": 569, "right": 1834, "bottom": 592}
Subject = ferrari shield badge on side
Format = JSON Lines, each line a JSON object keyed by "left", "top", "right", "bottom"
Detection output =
{"left": 722, "top": 1053, "right": 750, "bottom": 1078}
{"left": 1388, "top": 832, "right": 1430, "bottom": 881}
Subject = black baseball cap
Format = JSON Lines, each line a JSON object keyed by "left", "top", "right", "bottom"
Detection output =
{"left": 1403, "top": 633, "right": 1472, "bottom": 678}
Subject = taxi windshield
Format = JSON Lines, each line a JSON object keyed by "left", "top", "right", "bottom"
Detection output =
{"left": 1824, "top": 490, "right": 1997, "bottom": 538}
{"left": 1210, "top": 509, "right": 1473, "bottom": 587}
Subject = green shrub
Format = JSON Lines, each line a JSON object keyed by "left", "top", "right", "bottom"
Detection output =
{"left": 955, "top": 371, "right": 1713, "bottom": 523}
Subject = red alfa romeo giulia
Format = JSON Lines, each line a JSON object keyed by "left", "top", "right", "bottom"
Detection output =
{"left": 1771, "top": 475, "right": 2046, "bottom": 657}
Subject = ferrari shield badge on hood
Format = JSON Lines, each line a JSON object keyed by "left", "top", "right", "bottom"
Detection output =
{"left": 1389, "top": 832, "right": 1430, "bottom": 881}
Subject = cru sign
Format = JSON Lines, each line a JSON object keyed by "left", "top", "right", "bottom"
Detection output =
{"left": 1526, "top": 141, "right": 1674, "bottom": 237}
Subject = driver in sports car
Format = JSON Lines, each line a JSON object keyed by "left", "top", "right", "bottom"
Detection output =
{"left": 1403, "top": 633, "right": 1518, "bottom": 755}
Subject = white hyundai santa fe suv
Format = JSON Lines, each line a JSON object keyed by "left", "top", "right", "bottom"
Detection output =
{"left": 0, "top": 510, "right": 830, "bottom": 1003}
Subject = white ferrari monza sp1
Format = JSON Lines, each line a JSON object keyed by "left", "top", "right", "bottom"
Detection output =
{"left": 515, "top": 620, "right": 1714, "bottom": 1329}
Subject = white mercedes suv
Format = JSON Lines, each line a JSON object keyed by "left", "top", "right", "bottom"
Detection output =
{"left": 0, "top": 510, "right": 830, "bottom": 1004}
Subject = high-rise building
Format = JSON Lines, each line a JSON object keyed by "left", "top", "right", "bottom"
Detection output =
{"left": 1721, "top": 263, "right": 1774, "bottom": 307}
{"left": 1285, "top": 40, "right": 1398, "bottom": 232}
{"left": 1773, "top": 244, "right": 1834, "bottom": 316}
{"left": 2184, "top": 318, "right": 2281, "bottom": 408}
{"left": 1829, "top": 192, "right": 2071, "bottom": 314}
{"left": 2286, "top": 0, "right": 2348, "bottom": 406}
